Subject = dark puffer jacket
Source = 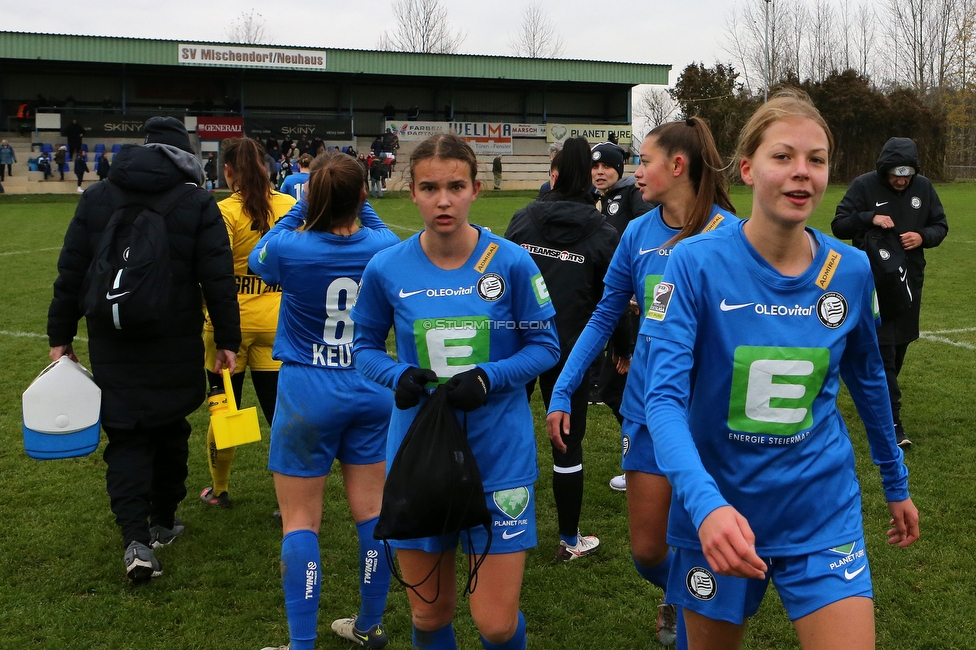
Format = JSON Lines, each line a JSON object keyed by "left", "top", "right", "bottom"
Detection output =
{"left": 48, "top": 144, "right": 240, "bottom": 428}
{"left": 831, "top": 137, "right": 948, "bottom": 344}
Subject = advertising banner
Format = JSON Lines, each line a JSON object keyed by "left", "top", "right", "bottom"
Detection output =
{"left": 197, "top": 117, "right": 244, "bottom": 139}
{"left": 245, "top": 117, "right": 353, "bottom": 140}
{"left": 511, "top": 123, "right": 547, "bottom": 138}
{"left": 60, "top": 112, "right": 182, "bottom": 138}
{"left": 547, "top": 123, "right": 633, "bottom": 146}
{"left": 385, "top": 121, "right": 514, "bottom": 155}
{"left": 178, "top": 44, "right": 327, "bottom": 71}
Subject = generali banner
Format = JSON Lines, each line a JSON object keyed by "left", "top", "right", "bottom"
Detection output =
{"left": 197, "top": 117, "right": 244, "bottom": 139}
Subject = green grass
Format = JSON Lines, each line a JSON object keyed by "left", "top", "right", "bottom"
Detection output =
{"left": 0, "top": 185, "right": 974, "bottom": 649}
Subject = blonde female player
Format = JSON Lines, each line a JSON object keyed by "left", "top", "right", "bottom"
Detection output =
{"left": 201, "top": 137, "right": 295, "bottom": 509}
{"left": 545, "top": 116, "right": 736, "bottom": 648}
{"left": 351, "top": 133, "right": 560, "bottom": 650}
{"left": 644, "top": 90, "right": 919, "bottom": 649}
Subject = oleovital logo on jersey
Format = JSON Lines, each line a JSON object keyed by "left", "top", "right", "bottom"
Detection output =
{"left": 816, "top": 292, "right": 848, "bottom": 329}
{"left": 477, "top": 273, "right": 506, "bottom": 302}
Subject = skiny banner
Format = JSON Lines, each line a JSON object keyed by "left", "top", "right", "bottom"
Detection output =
{"left": 60, "top": 112, "right": 184, "bottom": 138}
{"left": 244, "top": 117, "right": 353, "bottom": 140}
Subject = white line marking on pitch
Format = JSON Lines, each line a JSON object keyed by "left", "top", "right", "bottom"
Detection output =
{"left": 919, "top": 334, "right": 976, "bottom": 350}
{"left": 0, "top": 247, "right": 61, "bottom": 257}
{"left": 922, "top": 328, "right": 976, "bottom": 335}
{"left": 386, "top": 222, "right": 421, "bottom": 233}
{"left": 0, "top": 330, "right": 88, "bottom": 343}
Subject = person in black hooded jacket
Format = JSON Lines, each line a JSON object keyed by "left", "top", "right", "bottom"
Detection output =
{"left": 505, "top": 137, "right": 622, "bottom": 562}
{"left": 47, "top": 116, "right": 241, "bottom": 583}
{"left": 832, "top": 137, "right": 948, "bottom": 448}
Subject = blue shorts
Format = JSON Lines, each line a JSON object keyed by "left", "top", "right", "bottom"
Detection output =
{"left": 668, "top": 537, "right": 873, "bottom": 624}
{"left": 391, "top": 485, "right": 537, "bottom": 555}
{"left": 268, "top": 362, "right": 393, "bottom": 476}
{"left": 620, "top": 418, "right": 662, "bottom": 475}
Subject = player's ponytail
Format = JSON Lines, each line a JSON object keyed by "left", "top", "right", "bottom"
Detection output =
{"left": 221, "top": 137, "right": 275, "bottom": 234}
{"left": 304, "top": 152, "right": 365, "bottom": 233}
{"left": 649, "top": 116, "right": 735, "bottom": 247}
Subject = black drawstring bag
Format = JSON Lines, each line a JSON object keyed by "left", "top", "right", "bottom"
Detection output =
{"left": 375, "top": 385, "right": 492, "bottom": 600}
{"left": 863, "top": 227, "right": 913, "bottom": 320}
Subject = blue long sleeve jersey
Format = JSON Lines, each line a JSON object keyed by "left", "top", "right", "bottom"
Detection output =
{"left": 643, "top": 220, "right": 910, "bottom": 556}
{"left": 247, "top": 199, "right": 400, "bottom": 368}
{"left": 548, "top": 206, "right": 737, "bottom": 423}
{"left": 351, "top": 227, "right": 560, "bottom": 491}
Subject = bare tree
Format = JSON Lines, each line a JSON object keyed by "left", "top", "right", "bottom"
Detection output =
{"left": 509, "top": 3, "right": 564, "bottom": 58}
{"left": 722, "top": 1, "right": 794, "bottom": 94}
{"left": 806, "top": 0, "right": 836, "bottom": 82}
{"left": 377, "top": 0, "right": 466, "bottom": 54}
{"left": 635, "top": 87, "right": 679, "bottom": 132}
{"left": 226, "top": 9, "right": 272, "bottom": 44}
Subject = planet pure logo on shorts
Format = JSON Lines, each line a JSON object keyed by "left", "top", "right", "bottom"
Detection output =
{"left": 827, "top": 541, "right": 867, "bottom": 580}
{"left": 816, "top": 292, "right": 848, "bottom": 329}
{"left": 494, "top": 487, "right": 529, "bottom": 520}
{"left": 686, "top": 566, "right": 717, "bottom": 600}
{"left": 477, "top": 273, "right": 506, "bottom": 302}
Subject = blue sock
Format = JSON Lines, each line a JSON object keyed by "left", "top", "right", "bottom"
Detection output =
{"left": 676, "top": 606, "right": 688, "bottom": 650}
{"left": 632, "top": 550, "right": 673, "bottom": 591}
{"left": 281, "top": 529, "right": 320, "bottom": 650}
{"left": 355, "top": 516, "right": 391, "bottom": 629}
{"left": 412, "top": 622, "right": 458, "bottom": 649}
{"left": 480, "top": 611, "right": 526, "bottom": 650}
{"left": 559, "top": 533, "right": 579, "bottom": 547}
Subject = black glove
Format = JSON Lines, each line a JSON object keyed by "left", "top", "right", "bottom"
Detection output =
{"left": 395, "top": 367, "right": 437, "bottom": 410}
{"left": 444, "top": 367, "right": 491, "bottom": 412}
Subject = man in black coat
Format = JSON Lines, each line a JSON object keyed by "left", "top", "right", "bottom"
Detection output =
{"left": 48, "top": 117, "right": 241, "bottom": 583}
{"left": 832, "top": 137, "right": 948, "bottom": 448}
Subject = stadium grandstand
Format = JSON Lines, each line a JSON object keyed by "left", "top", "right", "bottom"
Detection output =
{"left": 0, "top": 31, "right": 669, "bottom": 193}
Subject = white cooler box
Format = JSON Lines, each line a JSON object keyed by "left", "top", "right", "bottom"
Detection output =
{"left": 23, "top": 356, "right": 102, "bottom": 460}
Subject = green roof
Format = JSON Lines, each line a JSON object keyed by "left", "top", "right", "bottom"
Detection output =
{"left": 0, "top": 31, "right": 670, "bottom": 85}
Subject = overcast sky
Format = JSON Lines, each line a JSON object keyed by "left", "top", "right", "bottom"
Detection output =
{"left": 1, "top": 0, "right": 733, "bottom": 87}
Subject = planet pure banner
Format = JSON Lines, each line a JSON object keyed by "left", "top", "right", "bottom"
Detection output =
{"left": 547, "top": 123, "right": 633, "bottom": 145}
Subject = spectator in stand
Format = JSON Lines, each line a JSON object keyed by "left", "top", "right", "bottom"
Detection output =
{"left": 37, "top": 151, "right": 52, "bottom": 180}
{"left": 96, "top": 150, "right": 111, "bottom": 181}
{"left": 309, "top": 136, "right": 324, "bottom": 158}
{"left": 369, "top": 156, "right": 386, "bottom": 198}
{"left": 382, "top": 102, "right": 396, "bottom": 119}
{"left": 357, "top": 152, "right": 368, "bottom": 176}
{"left": 74, "top": 151, "right": 89, "bottom": 192}
{"left": 66, "top": 119, "right": 86, "bottom": 158}
{"left": 280, "top": 154, "right": 313, "bottom": 202}
{"left": 54, "top": 146, "right": 67, "bottom": 181}
{"left": 0, "top": 140, "right": 16, "bottom": 180}
{"left": 370, "top": 135, "right": 386, "bottom": 156}
{"left": 296, "top": 136, "right": 310, "bottom": 156}
{"left": 204, "top": 153, "right": 218, "bottom": 191}
{"left": 539, "top": 143, "right": 564, "bottom": 195}
{"left": 492, "top": 155, "right": 503, "bottom": 190}
{"left": 382, "top": 129, "right": 400, "bottom": 153}
{"left": 264, "top": 148, "right": 277, "bottom": 184}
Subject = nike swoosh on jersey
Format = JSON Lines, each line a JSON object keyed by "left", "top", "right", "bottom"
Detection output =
{"left": 398, "top": 288, "right": 424, "bottom": 298}
{"left": 844, "top": 565, "right": 866, "bottom": 580}
{"left": 105, "top": 290, "right": 130, "bottom": 300}
{"left": 638, "top": 247, "right": 659, "bottom": 255}
{"left": 719, "top": 299, "right": 754, "bottom": 311}
{"left": 501, "top": 529, "right": 525, "bottom": 540}
{"left": 875, "top": 201, "right": 888, "bottom": 207}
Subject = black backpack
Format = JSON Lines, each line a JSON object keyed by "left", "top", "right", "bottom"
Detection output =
{"left": 81, "top": 181, "right": 196, "bottom": 331}
{"left": 375, "top": 385, "right": 492, "bottom": 599}
{"left": 863, "top": 227, "right": 913, "bottom": 320}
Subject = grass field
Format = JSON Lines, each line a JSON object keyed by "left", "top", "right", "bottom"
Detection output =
{"left": 0, "top": 185, "right": 974, "bottom": 649}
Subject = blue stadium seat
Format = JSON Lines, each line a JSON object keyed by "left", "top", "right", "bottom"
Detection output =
{"left": 80, "top": 144, "right": 88, "bottom": 152}
{"left": 41, "top": 143, "right": 53, "bottom": 153}
{"left": 112, "top": 144, "right": 122, "bottom": 154}
{"left": 94, "top": 144, "right": 105, "bottom": 154}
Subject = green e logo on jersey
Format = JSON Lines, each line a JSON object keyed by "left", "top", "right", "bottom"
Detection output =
{"left": 728, "top": 346, "right": 829, "bottom": 435}
{"left": 531, "top": 273, "right": 550, "bottom": 305}
{"left": 644, "top": 274, "right": 663, "bottom": 315}
{"left": 414, "top": 316, "right": 490, "bottom": 381}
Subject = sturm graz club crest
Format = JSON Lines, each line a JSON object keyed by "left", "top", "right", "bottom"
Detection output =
{"left": 686, "top": 566, "right": 717, "bottom": 600}
{"left": 477, "top": 273, "right": 506, "bottom": 302}
{"left": 816, "top": 292, "right": 848, "bottom": 329}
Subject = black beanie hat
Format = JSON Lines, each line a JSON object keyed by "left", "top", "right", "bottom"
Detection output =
{"left": 143, "top": 116, "right": 193, "bottom": 154}
{"left": 591, "top": 142, "right": 625, "bottom": 179}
